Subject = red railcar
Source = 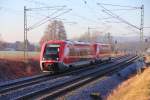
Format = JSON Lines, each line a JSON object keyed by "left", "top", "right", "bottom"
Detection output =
{"left": 40, "top": 40, "right": 96, "bottom": 72}
{"left": 94, "top": 43, "right": 112, "bottom": 61}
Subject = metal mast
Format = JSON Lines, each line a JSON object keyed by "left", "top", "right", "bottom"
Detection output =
{"left": 24, "top": 6, "right": 28, "bottom": 62}
{"left": 140, "top": 5, "right": 144, "bottom": 41}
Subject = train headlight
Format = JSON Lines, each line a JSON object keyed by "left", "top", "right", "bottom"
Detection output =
{"left": 43, "top": 58, "right": 45, "bottom": 60}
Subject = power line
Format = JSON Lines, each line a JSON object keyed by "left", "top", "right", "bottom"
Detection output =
{"left": 27, "top": 6, "right": 70, "bottom": 30}
{"left": 125, "top": 26, "right": 140, "bottom": 33}
{"left": 81, "top": 0, "right": 135, "bottom": 28}
{"left": 97, "top": 3, "right": 144, "bottom": 42}
{"left": 104, "top": 21, "right": 122, "bottom": 23}
{"left": 97, "top": 3, "right": 140, "bottom": 30}
{"left": 27, "top": 6, "right": 68, "bottom": 19}
{"left": 27, "top": 6, "right": 66, "bottom": 11}
{"left": 97, "top": 3, "right": 141, "bottom": 9}
{"left": 27, "top": 9, "right": 72, "bottom": 31}
{"left": 108, "top": 8, "right": 139, "bottom": 11}
{"left": 82, "top": 0, "right": 112, "bottom": 26}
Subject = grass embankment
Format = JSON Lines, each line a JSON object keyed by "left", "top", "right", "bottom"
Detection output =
{"left": 0, "top": 51, "right": 41, "bottom": 81}
{"left": 0, "top": 51, "right": 40, "bottom": 61}
{"left": 107, "top": 56, "right": 150, "bottom": 100}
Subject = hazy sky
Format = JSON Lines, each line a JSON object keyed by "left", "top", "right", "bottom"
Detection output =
{"left": 0, "top": 0, "right": 150, "bottom": 43}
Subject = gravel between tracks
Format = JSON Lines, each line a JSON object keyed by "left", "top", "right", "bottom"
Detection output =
{"left": 59, "top": 58, "right": 145, "bottom": 100}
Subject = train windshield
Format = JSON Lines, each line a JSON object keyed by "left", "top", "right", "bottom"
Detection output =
{"left": 44, "top": 44, "right": 60, "bottom": 60}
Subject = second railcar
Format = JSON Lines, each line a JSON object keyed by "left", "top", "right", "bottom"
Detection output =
{"left": 94, "top": 43, "right": 112, "bottom": 61}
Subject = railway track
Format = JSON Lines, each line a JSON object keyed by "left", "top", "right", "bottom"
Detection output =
{"left": 0, "top": 55, "right": 133, "bottom": 100}
{"left": 40, "top": 56, "right": 138, "bottom": 100}
{"left": 0, "top": 55, "right": 126, "bottom": 95}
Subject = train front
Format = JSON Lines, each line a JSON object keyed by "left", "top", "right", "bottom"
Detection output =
{"left": 40, "top": 41, "right": 63, "bottom": 72}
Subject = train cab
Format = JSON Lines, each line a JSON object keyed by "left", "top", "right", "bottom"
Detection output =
{"left": 40, "top": 40, "right": 66, "bottom": 72}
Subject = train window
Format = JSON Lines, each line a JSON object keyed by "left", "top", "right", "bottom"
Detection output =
{"left": 43, "top": 44, "right": 59, "bottom": 60}
{"left": 45, "top": 47, "right": 58, "bottom": 54}
{"left": 78, "top": 46, "right": 91, "bottom": 56}
{"left": 99, "top": 45, "right": 111, "bottom": 53}
{"left": 69, "top": 47, "right": 76, "bottom": 56}
{"left": 68, "top": 45, "right": 94, "bottom": 57}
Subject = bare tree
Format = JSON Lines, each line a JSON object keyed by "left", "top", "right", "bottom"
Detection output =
{"left": 39, "top": 20, "right": 67, "bottom": 46}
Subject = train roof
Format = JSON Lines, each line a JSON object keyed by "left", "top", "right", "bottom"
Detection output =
{"left": 45, "top": 40, "right": 91, "bottom": 45}
{"left": 45, "top": 40, "right": 111, "bottom": 46}
{"left": 93, "top": 42, "right": 110, "bottom": 45}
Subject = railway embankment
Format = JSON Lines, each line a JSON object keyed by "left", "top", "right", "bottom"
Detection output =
{"left": 62, "top": 57, "right": 146, "bottom": 100}
{"left": 107, "top": 55, "right": 150, "bottom": 100}
{"left": 0, "top": 59, "right": 41, "bottom": 82}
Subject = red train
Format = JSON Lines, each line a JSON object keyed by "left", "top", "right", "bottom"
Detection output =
{"left": 40, "top": 40, "right": 112, "bottom": 72}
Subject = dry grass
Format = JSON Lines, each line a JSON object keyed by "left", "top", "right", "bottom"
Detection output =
{"left": 107, "top": 67, "right": 150, "bottom": 100}
{"left": 0, "top": 51, "right": 40, "bottom": 61}
{"left": 145, "top": 55, "right": 150, "bottom": 63}
{"left": 0, "top": 51, "right": 41, "bottom": 81}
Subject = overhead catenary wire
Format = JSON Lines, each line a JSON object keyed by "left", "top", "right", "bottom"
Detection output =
{"left": 81, "top": 0, "right": 134, "bottom": 30}
{"left": 27, "top": 6, "right": 68, "bottom": 30}
{"left": 27, "top": 6, "right": 68, "bottom": 20}
{"left": 27, "top": 9, "right": 72, "bottom": 31}
{"left": 97, "top": 3, "right": 141, "bottom": 9}
{"left": 108, "top": 8, "right": 140, "bottom": 11}
{"left": 82, "top": 0, "right": 113, "bottom": 26}
{"left": 26, "top": 6, "right": 67, "bottom": 11}
{"left": 26, "top": 0, "right": 99, "bottom": 29}
{"left": 97, "top": 3, "right": 140, "bottom": 30}
{"left": 98, "top": 2, "right": 144, "bottom": 41}
{"left": 104, "top": 21, "right": 122, "bottom": 23}
{"left": 98, "top": 17, "right": 115, "bottom": 20}
{"left": 64, "top": 0, "right": 106, "bottom": 25}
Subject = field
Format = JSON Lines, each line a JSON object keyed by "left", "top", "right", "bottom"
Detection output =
{"left": 0, "top": 51, "right": 41, "bottom": 82}
{"left": 0, "top": 51, "right": 40, "bottom": 61}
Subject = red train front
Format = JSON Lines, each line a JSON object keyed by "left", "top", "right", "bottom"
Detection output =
{"left": 40, "top": 40, "right": 96, "bottom": 72}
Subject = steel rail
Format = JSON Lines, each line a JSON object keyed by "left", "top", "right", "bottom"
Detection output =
{"left": 15, "top": 55, "right": 137, "bottom": 100}
{"left": 0, "top": 55, "right": 127, "bottom": 95}
{"left": 42, "top": 56, "right": 138, "bottom": 99}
